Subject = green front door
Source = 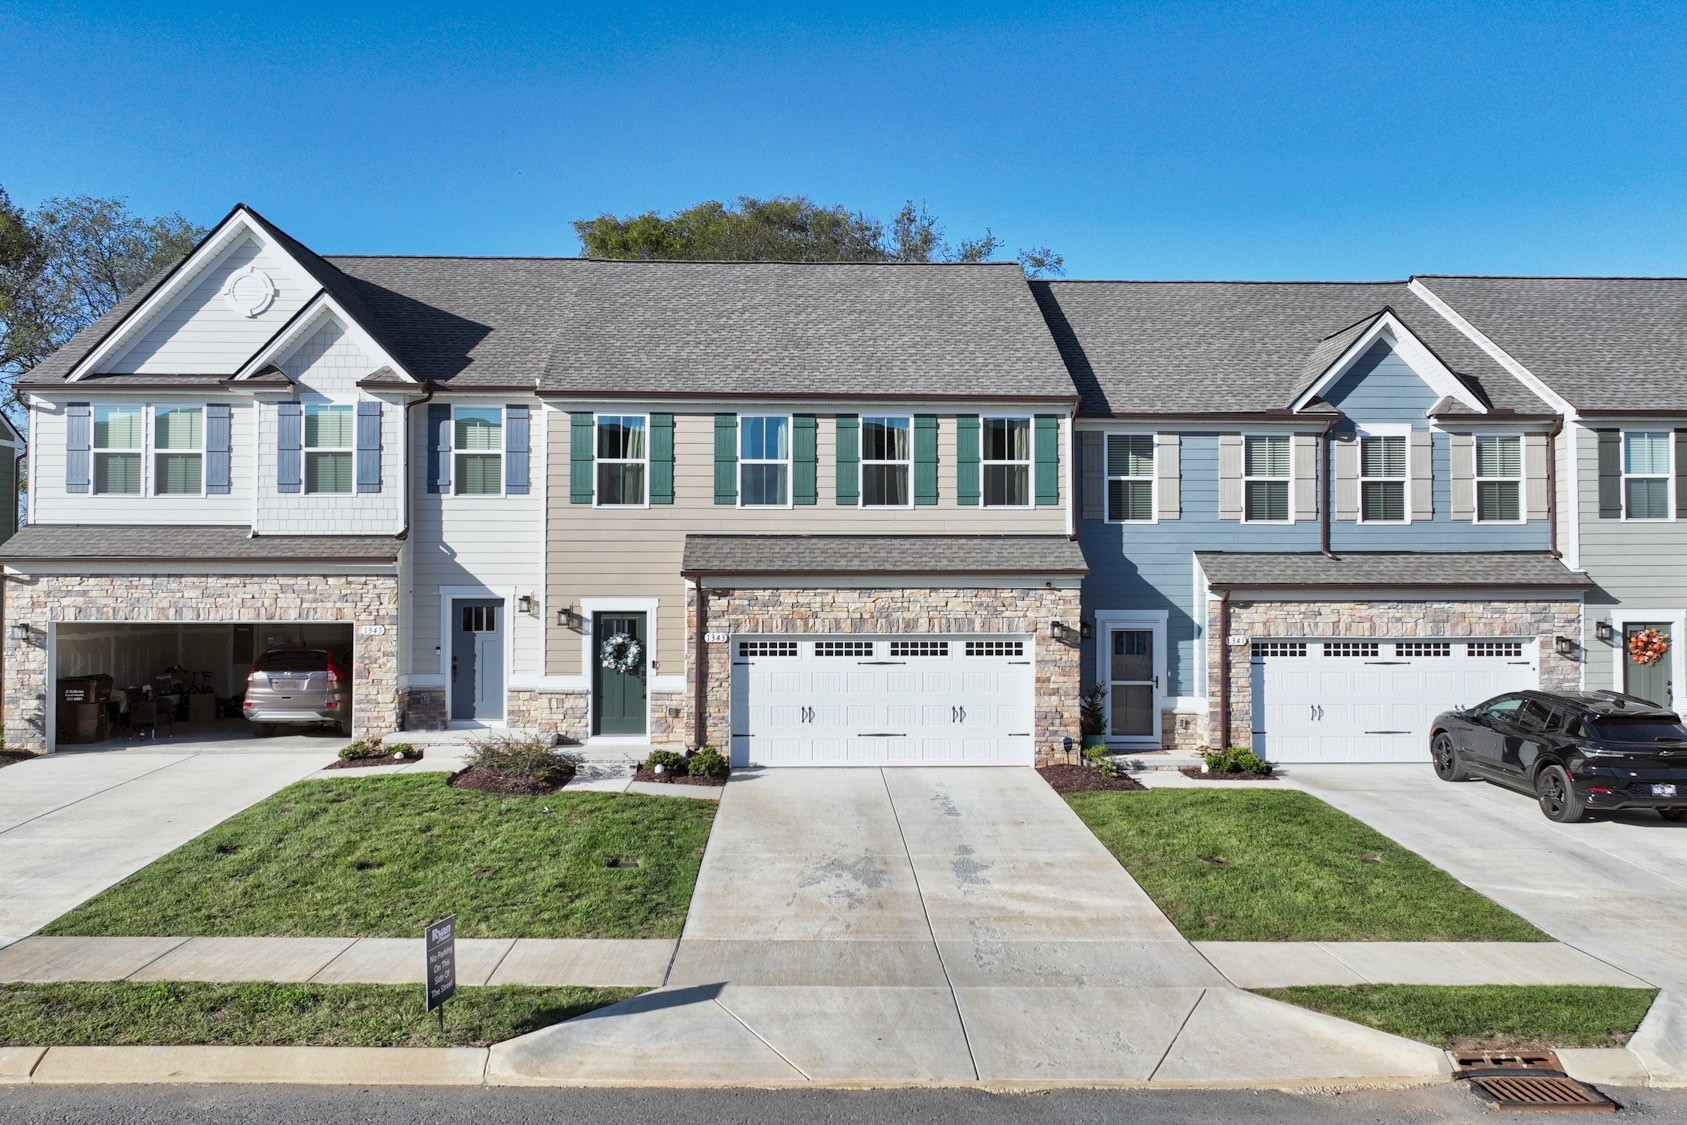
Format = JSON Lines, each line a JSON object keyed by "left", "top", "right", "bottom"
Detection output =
{"left": 593, "top": 611, "right": 648, "bottom": 736}
{"left": 1624, "top": 621, "right": 1674, "bottom": 707}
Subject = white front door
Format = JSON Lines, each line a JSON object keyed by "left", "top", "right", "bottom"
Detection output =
{"left": 1098, "top": 612, "right": 1166, "bottom": 749}
{"left": 1251, "top": 638, "right": 1540, "bottom": 763}
{"left": 730, "top": 635, "right": 1036, "bottom": 766}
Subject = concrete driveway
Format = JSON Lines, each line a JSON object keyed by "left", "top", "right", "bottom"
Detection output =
{"left": 0, "top": 743, "right": 333, "bottom": 946}
{"left": 1286, "top": 765, "right": 1687, "bottom": 990}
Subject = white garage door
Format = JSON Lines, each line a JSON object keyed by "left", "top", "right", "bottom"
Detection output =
{"left": 730, "top": 634, "right": 1035, "bottom": 766}
{"left": 1251, "top": 638, "right": 1539, "bottom": 763}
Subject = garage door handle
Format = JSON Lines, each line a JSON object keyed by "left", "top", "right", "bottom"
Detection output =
{"left": 859, "top": 732, "right": 906, "bottom": 738}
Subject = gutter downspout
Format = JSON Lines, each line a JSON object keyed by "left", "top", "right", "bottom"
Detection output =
{"left": 1217, "top": 589, "right": 1232, "bottom": 750}
{"left": 1319, "top": 415, "right": 1339, "bottom": 558}
{"left": 686, "top": 571, "right": 707, "bottom": 751}
{"left": 1546, "top": 416, "right": 1563, "bottom": 558}
{"left": 400, "top": 382, "right": 436, "bottom": 543}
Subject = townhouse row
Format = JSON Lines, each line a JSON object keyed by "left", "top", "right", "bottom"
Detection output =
{"left": 4, "top": 204, "right": 1681, "bottom": 766}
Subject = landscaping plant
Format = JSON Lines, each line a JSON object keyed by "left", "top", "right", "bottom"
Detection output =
{"left": 1203, "top": 746, "right": 1271, "bottom": 776}
{"left": 466, "top": 733, "right": 577, "bottom": 787}
{"left": 1082, "top": 744, "right": 1119, "bottom": 779}
{"left": 643, "top": 749, "right": 687, "bottom": 773}
{"left": 336, "top": 738, "right": 387, "bottom": 762}
{"left": 687, "top": 746, "right": 729, "bottom": 779}
{"left": 1079, "top": 683, "right": 1108, "bottom": 747}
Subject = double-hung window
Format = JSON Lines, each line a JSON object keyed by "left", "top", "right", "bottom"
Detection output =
{"left": 1243, "top": 435, "right": 1290, "bottom": 522}
{"left": 596, "top": 414, "right": 647, "bottom": 506}
{"left": 304, "top": 404, "right": 354, "bottom": 494}
{"left": 453, "top": 406, "right": 503, "bottom": 496}
{"left": 1475, "top": 435, "right": 1522, "bottom": 522}
{"left": 1624, "top": 431, "right": 1672, "bottom": 519}
{"left": 1359, "top": 433, "right": 1407, "bottom": 522}
{"left": 739, "top": 415, "right": 790, "bottom": 506}
{"left": 153, "top": 406, "right": 204, "bottom": 496}
{"left": 1105, "top": 434, "right": 1154, "bottom": 522}
{"left": 982, "top": 417, "right": 1031, "bottom": 507}
{"left": 92, "top": 405, "right": 142, "bottom": 495}
{"left": 860, "top": 415, "right": 911, "bottom": 506}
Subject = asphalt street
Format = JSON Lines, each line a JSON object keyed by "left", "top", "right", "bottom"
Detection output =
{"left": 3, "top": 1084, "right": 1687, "bottom": 1124}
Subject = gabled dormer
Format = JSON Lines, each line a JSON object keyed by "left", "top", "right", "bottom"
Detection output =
{"left": 1289, "top": 307, "right": 1488, "bottom": 420}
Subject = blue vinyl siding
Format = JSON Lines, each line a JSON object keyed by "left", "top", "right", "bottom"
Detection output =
{"left": 1319, "top": 341, "right": 1438, "bottom": 422}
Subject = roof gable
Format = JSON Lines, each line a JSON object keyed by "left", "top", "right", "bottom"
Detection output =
{"left": 1290, "top": 309, "right": 1486, "bottom": 415}
{"left": 232, "top": 290, "right": 415, "bottom": 385}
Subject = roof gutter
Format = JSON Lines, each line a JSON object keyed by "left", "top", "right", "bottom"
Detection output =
{"left": 537, "top": 389, "right": 1080, "bottom": 406}
{"left": 1200, "top": 580, "right": 1593, "bottom": 592}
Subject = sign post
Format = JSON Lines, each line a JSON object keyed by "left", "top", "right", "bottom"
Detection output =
{"left": 424, "top": 914, "right": 456, "bottom": 1033}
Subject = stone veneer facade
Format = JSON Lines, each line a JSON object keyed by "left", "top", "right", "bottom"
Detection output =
{"left": 1203, "top": 595, "right": 1584, "bottom": 752}
{"left": 4, "top": 572, "right": 400, "bottom": 753}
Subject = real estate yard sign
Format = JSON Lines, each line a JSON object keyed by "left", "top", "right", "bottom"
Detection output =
{"left": 425, "top": 915, "right": 456, "bottom": 1021}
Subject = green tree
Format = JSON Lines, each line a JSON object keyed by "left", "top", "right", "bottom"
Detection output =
{"left": 574, "top": 194, "right": 1064, "bottom": 277}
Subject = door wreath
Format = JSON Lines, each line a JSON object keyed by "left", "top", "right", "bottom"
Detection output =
{"left": 1628, "top": 628, "right": 1669, "bottom": 666}
{"left": 599, "top": 632, "right": 644, "bottom": 674}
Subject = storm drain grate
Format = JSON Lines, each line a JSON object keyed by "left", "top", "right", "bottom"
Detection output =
{"left": 1451, "top": 1050, "right": 1617, "bottom": 1113}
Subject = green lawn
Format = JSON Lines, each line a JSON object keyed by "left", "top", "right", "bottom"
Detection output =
{"left": 0, "top": 981, "right": 637, "bottom": 1048}
{"left": 1257, "top": 984, "right": 1658, "bottom": 1051}
{"left": 43, "top": 774, "right": 716, "bottom": 939}
{"left": 1065, "top": 789, "right": 1546, "bottom": 942}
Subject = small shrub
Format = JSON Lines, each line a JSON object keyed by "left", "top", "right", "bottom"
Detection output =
{"left": 337, "top": 738, "right": 386, "bottom": 762}
{"left": 1082, "top": 744, "right": 1118, "bottom": 779}
{"left": 644, "top": 749, "right": 687, "bottom": 772}
{"left": 391, "top": 743, "right": 421, "bottom": 760}
{"left": 466, "top": 733, "right": 577, "bottom": 786}
{"left": 1203, "top": 746, "right": 1271, "bottom": 776}
{"left": 688, "top": 746, "right": 729, "bottom": 778}
{"left": 1079, "top": 683, "right": 1108, "bottom": 739}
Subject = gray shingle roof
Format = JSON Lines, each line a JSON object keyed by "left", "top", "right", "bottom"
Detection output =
{"left": 1416, "top": 276, "right": 1687, "bottom": 411}
{"left": 1032, "top": 281, "right": 1550, "bottom": 416}
{"left": 1195, "top": 551, "right": 1592, "bottom": 589}
{"left": 683, "top": 534, "right": 1087, "bottom": 576}
{"left": 0, "top": 525, "right": 402, "bottom": 563}
{"left": 540, "top": 260, "right": 1076, "bottom": 399}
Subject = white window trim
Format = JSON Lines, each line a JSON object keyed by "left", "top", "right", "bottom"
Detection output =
{"left": 1104, "top": 431, "right": 1158, "bottom": 524}
{"left": 592, "top": 412, "right": 649, "bottom": 509}
{"left": 1472, "top": 432, "right": 1526, "bottom": 525}
{"left": 858, "top": 414, "right": 914, "bottom": 510}
{"left": 1095, "top": 609, "right": 1168, "bottom": 749}
{"left": 302, "top": 401, "right": 356, "bottom": 496}
{"left": 1621, "top": 429, "right": 1674, "bottom": 522}
{"left": 737, "top": 413, "right": 793, "bottom": 510}
{"left": 449, "top": 404, "right": 506, "bottom": 500}
{"left": 150, "top": 403, "right": 207, "bottom": 499}
{"left": 980, "top": 414, "right": 1034, "bottom": 510}
{"left": 91, "top": 403, "right": 144, "bottom": 497}
{"left": 1241, "top": 432, "right": 1295, "bottom": 525}
{"left": 1355, "top": 423, "right": 1411, "bottom": 525}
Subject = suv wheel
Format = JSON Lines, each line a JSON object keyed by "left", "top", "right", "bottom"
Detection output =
{"left": 1431, "top": 734, "right": 1470, "bottom": 782}
{"left": 1537, "top": 764, "right": 1585, "bottom": 823}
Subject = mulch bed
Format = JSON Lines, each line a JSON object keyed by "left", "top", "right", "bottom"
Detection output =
{"left": 446, "top": 765, "right": 573, "bottom": 796}
{"left": 325, "top": 752, "right": 424, "bottom": 770}
{"left": 0, "top": 751, "right": 36, "bottom": 770}
{"left": 632, "top": 766, "right": 728, "bottom": 787}
{"left": 1038, "top": 763, "right": 1147, "bottom": 793}
{"left": 1179, "top": 767, "right": 1277, "bottom": 782}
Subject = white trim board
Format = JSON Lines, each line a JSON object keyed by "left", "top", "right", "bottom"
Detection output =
{"left": 1293, "top": 310, "right": 1486, "bottom": 415}
{"left": 1093, "top": 609, "right": 1169, "bottom": 750}
{"left": 234, "top": 292, "right": 416, "bottom": 384}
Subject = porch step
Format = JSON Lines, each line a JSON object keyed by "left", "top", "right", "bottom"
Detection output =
{"left": 1119, "top": 751, "right": 1208, "bottom": 773}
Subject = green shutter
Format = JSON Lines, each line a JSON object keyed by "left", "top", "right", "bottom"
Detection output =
{"left": 1596, "top": 429, "right": 1620, "bottom": 519}
{"left": 650, "top": 413, "right": 674, "bottom": 504}
{"left": 1034, "top": 414, "right": 1059, "bottom": 505}
{"left": 569, "top": 412, "right": 594, "bottom": 504}
{"left": 713, "top": 413, "right": 737, "bottom": 505}
{"left": 835, "top": 415, "right": 859, "bottom": 505}
{"left": 793, "top": 414, "right": 818, "bottom": 505}
{"left": 914, "top": 414, "right": 938, "bottom": 506}
{"left": 955, "top": 415, "right": 980, "bottom": 506}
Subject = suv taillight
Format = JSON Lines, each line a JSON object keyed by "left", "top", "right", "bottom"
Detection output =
{"left": 326, "top": 667, "right": 341, "bottom": 684}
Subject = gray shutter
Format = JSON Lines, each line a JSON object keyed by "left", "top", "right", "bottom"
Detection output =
{"left": 1676, "top": 431, "right": 1687, "bottom": 519}
{"left": 66, "top": 402, "right": 91, "bottom": 494}
{"left": 355, "top": 401, "right": 382, "bottom": 494}
{"left": 277, "top": 402, "right": 302, "bottom": 494}
{"left": 1450, "top": 432, "right": 1475, "bottom": 521}
{"left": 1409, "top": 430, "right": 1433, "bottom": 521}
{"left": 1217, "top": 434, "right": 1243, "bottom": 521}
{"left": 1156, "top": 433, "right": 1181, "bottom": 520}
{"left": 206, "top": 403, "right": 233, "bottom": 494}
{"left": 1334, "top": 435, "right": 1359, "bottom": 521}
{"left": 429, "top": 403, "right": 452, "bottom": 495}
{"left": 1525, "top": 432, "right": 1549, "bottom": 521}
{"left": 1080, "top": 431, "right": 1103, "bottom": 521}
{"left": 503, "top": 404, "right": 529, "bottom": 495}
{"left": 1292, "top": 433, "right": 1318, "bottom": 521}
{"left": 1596, "top": 429, "right": 1621, "bottom": 519}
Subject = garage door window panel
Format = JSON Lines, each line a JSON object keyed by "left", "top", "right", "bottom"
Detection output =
{"left": 982, "top": 417, "right": 1032, "bottom": 507}
{"left": 1475, "top": 435, "right": 1523, "bottom": 522}
{"left": 860, "top": 416, "right": 911, "bottom": 507}
{"left": 1243, "top": 435, "right": 1291, "bottom": 522}
{"left": 1624, "top": 431, "right": 1672, "bottom": 520}
{"left": 304, "top": 404, "right": 354, "bottom": 494}
{"left": 93, "top": 405, "right": 142, "bottom": 495}
{"left": 1359, "top": 434, "right": 1407, "bottom": 522}
{"left": 739, "top": 415, "right": 791, "bottom": 507}
{"left": 454, "top": 407, "right": 504, "bottom": 496}
{"left": 596, "top": 414, "right": 647, "bottom": 506}
{"left": 153, "top": 406, "right": 204, "bottom": 496}
{"left": 1106, "top": 434, "right": 1155, "bottom": 522}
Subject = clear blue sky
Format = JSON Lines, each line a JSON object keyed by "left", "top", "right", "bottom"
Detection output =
{"left": 5, "top": 1, "right": 1687, "bottom": 279}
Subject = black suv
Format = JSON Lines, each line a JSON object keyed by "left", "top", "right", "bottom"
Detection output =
{"left": 1430, "top": 690, "right": 1687, "bottom": 823}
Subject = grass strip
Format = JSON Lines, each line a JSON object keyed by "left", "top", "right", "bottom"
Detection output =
{"left": 0, "top": 981, "right": 638, "bottom": 1048}
{"left": 1066, "top": 789, "right": 1546, "bottom": 942}
{"left": 43, "top": 773, "right": 716, "bottom": 939}
{"left": 1256, "top": 984, "right": 1658, "bottom": 1050}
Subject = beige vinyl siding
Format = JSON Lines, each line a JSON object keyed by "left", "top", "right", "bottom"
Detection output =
{"left": 546, "top": 410, "right": 1067, "bottom": 676}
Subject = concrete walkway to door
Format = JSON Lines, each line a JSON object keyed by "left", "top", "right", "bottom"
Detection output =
{"left": 490, "top": 768, "right": 1446, "bottom": 1086}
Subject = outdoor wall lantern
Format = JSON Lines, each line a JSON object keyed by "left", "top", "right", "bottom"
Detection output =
{"left": 1555, "top": 635, "right": 1577, "bottom": 657}
{"left": 557, "top": 604, "right": 585, "bottom": 631}
{"left": 1049, "top": 621, "right": 1093, "bottom": 644}
{"left": 517, "top": 594, "right": 535, "bottom": 616}
{"left": 9, "top": 622, "right": 25, "bottom": 641}
{"left": 1595, "top": 620, "right": 1615, "bottom": 643}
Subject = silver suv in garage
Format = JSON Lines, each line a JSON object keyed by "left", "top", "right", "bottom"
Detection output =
{"left": 244, "top": 647, "right": 352, "bottom": 737}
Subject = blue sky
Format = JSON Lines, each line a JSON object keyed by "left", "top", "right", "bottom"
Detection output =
{"left": 5, "top": 1, "right": 1687, "bottom": 279}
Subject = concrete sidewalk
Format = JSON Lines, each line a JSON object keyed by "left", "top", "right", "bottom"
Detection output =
{"left": 1196, "top": 940, "right": 1652, "bottom": 988}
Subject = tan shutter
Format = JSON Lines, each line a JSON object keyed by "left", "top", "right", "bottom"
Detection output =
{"left": 1217, "top": 434, "right": 1243, "bottom": 521}
{"left": 1081, "top": 431, "right": 1104, "bottom": 521}
{"left": 1157, "top": 433, "right": 1181, "bottom": 520}
{"left": 1334, "top": 435, "right": 1359, "bottom": 521}
{"left": 1292, "top": 433, "right": 1318, "bottom": 521}
{"left": 1524, "top": 432, "right": 1549, "bottom": 520}
{"left": 1409, "top": 430, "right": 1433, "bottom": 521}
{"left": 1450, "top": 432, "right": 1475, "bottom": 521}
